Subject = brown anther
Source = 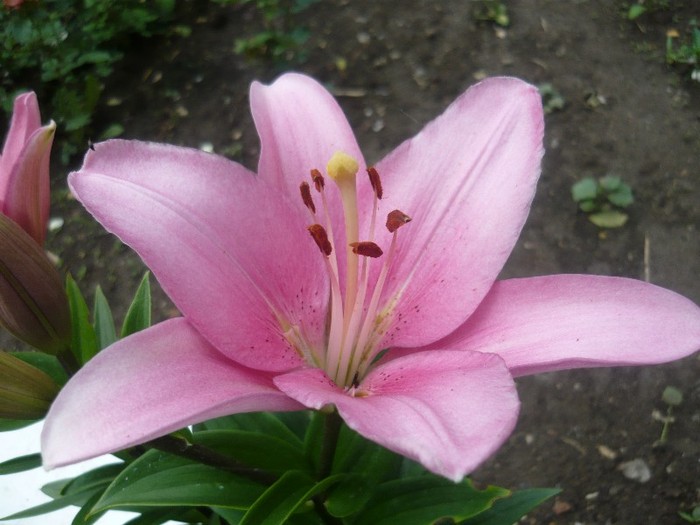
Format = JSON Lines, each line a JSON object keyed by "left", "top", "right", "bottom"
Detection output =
{"left": 349, "top": 241, "right": 383, "bottom": 258}
{"left": 300, "top": 182, "right": 316, "bottom": 214}
{"left": 366, "top": 167, "right": 383, "bottom": 199}
{"left": 386, "top": 210, "right": 412, "bottom": 233}
{"left": 310, "top": 169, "right": 325, "bottom": 192}
{"left": 308, "top": 224, "right": 332, "bottom": 256}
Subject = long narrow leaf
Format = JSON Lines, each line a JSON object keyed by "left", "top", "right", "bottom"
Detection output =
{"left": 93, "top": 285, "right": 116, "bottom": 350}
{"left": 0, "top": 452, "right": 41, "bottom": 474}
{"left": 240, "top": 472, "right": 344, "bottom": 525}
{"left": 93, "top": 450, "right": 266, "bottom": 512}
{"left": 458, "top": 488, "right": 561, "bottom": 525}
{"left": 65, "top": 274, "right": 98, "bottom": 364}
{"left": 120, "top": 272, "right": 151, "bottom": 338}
{"left": 353, "top": 477, "right": 509, "bottom": 525}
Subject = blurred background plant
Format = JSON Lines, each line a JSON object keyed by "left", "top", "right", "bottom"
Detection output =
{"left": 571, "top": 175, "right": 634, "bottom": 229}
{"left": 215, "top": 0, "right": 318, "bottom": 62}
{"left": 0, "top": 0, "right": 176, "bottom": 163}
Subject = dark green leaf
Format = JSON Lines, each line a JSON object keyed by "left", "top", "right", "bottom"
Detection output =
{"left": 0, "top": 452, "right": 41, "bottom": 474}
{"left": 193, "top": 429, "right": 311, "bottom": 475}
{"left": 354, "top": 477, "right": 509, "bottom": 525}
{"left": 121, "top": 272, "right": 152, "bottom": 338}
{"left": 71, "top": 491, "right": 106, "bottom": 525}
{"left": 628, "top": 4, "right": 646, "bottom": 19}
{"left": 199, "top": 411, "right": 304, "bottom": 446}
{"left": 458, "top": 487, "right": 560, "bottom": 525}
{"left": 578, "top": 199, "right": 598, "bottom": 213}
{"left": 66, "top": 274, "right": 98, "bottom": 364}
{"left": 1, "top": 490, "right": 94, "bottom": 520}
{"left": 93, "top": 450, "right": 266, "bottom": 512}
{"left": 93, "top": 285, "right": 116, "bottom": 350}
{"left": 0, "top": 418, "right": 34, "bottom": 431}
{"left": 239, "top": 470, "right": 337, "bottom": 525}
{"left": 325, "top": 474, "right": 373, "bottom": 518}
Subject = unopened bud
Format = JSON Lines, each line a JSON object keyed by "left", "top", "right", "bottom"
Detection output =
{"left": 0, "top": 214, "right": 70, "bottom": 354}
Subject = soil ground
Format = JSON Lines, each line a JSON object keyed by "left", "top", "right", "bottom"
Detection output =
{"left": 10, "top": 0, "right": 700, "bottom": 523}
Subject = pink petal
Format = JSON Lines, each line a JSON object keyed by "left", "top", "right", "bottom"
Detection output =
{"left": 371, "top": 77, "right": 544, "bottom": 349}
{"left": 424, "top": 275, "right": 700, "bottom": 377}
{"left": 0, "top": 92, "right": 42, "bottom": 204}
{"left": 69, "top": 140, "right": 327, "bottom": 372}
{"left": 250, "top": 73, "right": 364, "bottom": 203}
{"left": 42, "top": 318, "right": 301, "bottom": 469}
{"left": 3, "top": 122, "right": 55, "bottom": 245}
{"left": 275, "top": 350, "right": 519, "bottom": 482}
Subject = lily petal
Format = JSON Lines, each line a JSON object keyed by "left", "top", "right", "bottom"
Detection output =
{"left": 69, "top": 140, "right": 328, "bottom": 372}
{"left": 0, "top": 92, "right": 42, "bottom": 200}
{"left": 274, "top": 350, "right": 519, "bottom": 482}
{"left": 42, "top": 318, "right": 302, "bottom": 469}
{"left": 372, "top": 78, "right": 544, "bottom": 350}
{"left": 4, "top": 121, "right": 55, "bottom": 245}
{"left": 424, "top": 275, "right": 700, "bottom": 377}
{"left": 251, "top": 73, "right": 365, "bottom": 202}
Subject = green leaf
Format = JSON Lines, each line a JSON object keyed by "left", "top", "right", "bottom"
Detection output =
{"left": 71, "top": 491, "right": 106, "bottom": 525}
{"left": 239, "top": 470, "right": 335, "bottom": 525}
{"left": 599, "top": 175, "right": 622, "bottom": 192}
{"left": 100, "top": 123, "right": 125, "bottom": 140}
{"left": 578, "top": 199, "right": 598, "bottom": 213}
{"left": 325, "top": 473, "right": 373, "bottom": 518}
{"left": 571, "top": 177, "right": 598, "bottom": 202}
{"left": 354, "top": 477, "right": 509, "bottom": 525}
{"left": 0, "top": 452, "right": 41, "bottom": 474}
{"left": 628, "top": 4, "right": 646, "bottom": 20}
{"left": 0, "top": 418, "right": 34, "bottom": 431}
{"left": 93, "top": 450, "right": 266, "bottom": 512}
{"left": 662, "top": 386, "right": 683, "bottom": 407}
{"left": 588, "top": 210, "right": 629, "bottom": 228}
{"left": 193, "top": 429, "right": 311, "bottom": 475}
{"left": 1, "top": 465, "right": 118, "bottom": 520}
{"left": 93, "top": 286, "right": 117, "bottom": 350}
{"left": 11, "top": 351, "right": 67, "bottom": 386}
{"left": 120, "top": 272, "right": 152, "bottom": 338}
{"left": 458, "top": 488, "right": 560, "bottom": 525}
{"left": 1, "top": 489, "right": 96, "bottom": 520}
{"left": 66, "top": 274, "right": 98, "bottom": 364}
{"left": 607, "top": 185, "right": 634, "bottom": 208}
{"left": 199, "top": 411, "right": 304, "bottom": 446}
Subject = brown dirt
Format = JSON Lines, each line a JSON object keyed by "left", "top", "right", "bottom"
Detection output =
{"left": 33, "top": 0, "right": 700, "bottom": 523}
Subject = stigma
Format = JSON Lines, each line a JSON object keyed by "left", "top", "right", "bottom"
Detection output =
{"left": 296, "top": 151, "right": 411, "bottom": 389}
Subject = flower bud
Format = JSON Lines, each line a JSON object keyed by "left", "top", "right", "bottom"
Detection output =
{"left": 0, "top": 351, "right": 60, "bottom": 419}
{"left": 0, "top": 213, "right": 70, "bottom": 354}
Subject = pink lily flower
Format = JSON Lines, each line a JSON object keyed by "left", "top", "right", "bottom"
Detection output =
{"left": 42, "top": 74, "right": 700, "bottom": 481}
{"left": 0, "top": 92, "right": 55, "bottom": 246}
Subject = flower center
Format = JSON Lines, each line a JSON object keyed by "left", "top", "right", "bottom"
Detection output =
{"left": 295, "top": 151, "right": 411, "bottom": 388}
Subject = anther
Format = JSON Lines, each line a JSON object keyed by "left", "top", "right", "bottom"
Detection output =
{"left": 300, "top": 182, "right": 316, "bottom": 214}
{"left": 386, "top": 210, "right": 412, "bottom": 233}
{"left": 308, "top": 224, "right": 332, "bottom": 256}
{"left": 366, "top": 167, "right": 383, "bottom": 199}
{"left": 349, "top": 241, "right": 383, "bottom": 258}
{"left": 310, "top": 169, "right": 325, "bottom": 192}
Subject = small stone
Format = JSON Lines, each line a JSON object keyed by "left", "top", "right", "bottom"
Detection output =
{"left": 618, "top": 458, "right": 652, "bottom": 483}
{"left": 356, "top": 32, "right": 370, "bottom": 44}
{"left": 553, "top": 499, "right": 572, "bottom": 515}
{"left": 597, "top": 444, "right": 617, "bottom": 460}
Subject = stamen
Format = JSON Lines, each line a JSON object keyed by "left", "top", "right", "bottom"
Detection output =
{"left": 300, "top": 182, "right": 316, "bottom": 214}
{"left": 349, "top": 241, "right": 383, "bottom": 258}
{"left": 366, "top": 167, "right": 383, "bottom": 199}
{"left": 310, "top": 169, "right": 325, "bottom": 192}
{"left": 386, "top": 209, "right": 412, "bottom": 233}
{"left": 307, "top": 224, "right": 332, "bottom": 256}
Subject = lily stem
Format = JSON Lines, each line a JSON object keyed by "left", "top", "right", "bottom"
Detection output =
{"left": 148, "top": 434, "right": 277, "bottom": 485}
{"left": 317, "top": 409, "right": 343, "bottom": 480}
